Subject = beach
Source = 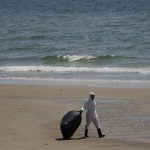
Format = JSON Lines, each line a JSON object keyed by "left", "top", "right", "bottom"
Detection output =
{"left": 0, "top": 84, "right": 150, "bottom": 150}
{"left": 1, "top": 0, "right": 150, "bottom": 149}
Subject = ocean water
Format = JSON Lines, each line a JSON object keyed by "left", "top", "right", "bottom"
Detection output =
{"left": 0, "top": 0, "right": 150, "bottom": 87}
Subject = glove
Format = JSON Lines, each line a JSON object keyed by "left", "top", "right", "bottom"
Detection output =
{"left": 79, "top": 107, "right": 84, "bottom": 113}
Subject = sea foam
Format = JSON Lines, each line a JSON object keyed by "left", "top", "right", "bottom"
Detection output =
{"left": 0, "top": 66, "right": 150, "bottom": 74}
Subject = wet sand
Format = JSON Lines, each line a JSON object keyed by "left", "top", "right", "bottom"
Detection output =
{"left": 0, "top": 84, "right": 150, "bottom": 150}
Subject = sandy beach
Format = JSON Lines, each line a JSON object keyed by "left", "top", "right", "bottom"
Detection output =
{"left": 0, "top": 84, "right": 150, "bottom": 150}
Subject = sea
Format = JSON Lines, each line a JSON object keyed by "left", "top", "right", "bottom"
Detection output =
{"left": 0, "top": 0, "right": 150, "bottom": 88}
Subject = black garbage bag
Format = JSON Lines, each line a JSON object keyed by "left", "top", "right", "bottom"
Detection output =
{"left": 60, "top": 110, "right": 82, "bottom": 139}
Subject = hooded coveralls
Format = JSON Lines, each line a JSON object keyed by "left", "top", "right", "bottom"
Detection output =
{"left": 82, "top": 98, "right": 100, "bottom": 129}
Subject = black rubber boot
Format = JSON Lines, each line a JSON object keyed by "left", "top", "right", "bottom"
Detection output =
{"left": 84, "top": 129, "right": 89, "bottom": 138}
{"left": 97, "top": 128, "right": 105, "bottom": 138}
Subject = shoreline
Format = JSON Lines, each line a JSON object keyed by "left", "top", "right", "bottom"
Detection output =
{"left": 1, "top": 77, "right": 150, "bottom": 89}
{"left": 0, "top": 83, "right": 150, "bottom": 150}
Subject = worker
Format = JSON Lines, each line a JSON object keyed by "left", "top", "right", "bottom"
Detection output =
{"left": 80, "top": 92, "right": 105, "bottom": 138}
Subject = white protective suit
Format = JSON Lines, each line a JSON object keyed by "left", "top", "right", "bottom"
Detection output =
{"left": 81, "top": 95, "right": 101, "bottom": 129}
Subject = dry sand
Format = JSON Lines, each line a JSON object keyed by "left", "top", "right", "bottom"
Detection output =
{"left": 0, "top": 84, "right": 150, "bottom": 150}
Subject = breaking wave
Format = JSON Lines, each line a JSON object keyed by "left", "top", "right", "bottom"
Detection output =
{"left": 43, "top": 54, "right": 123, "bottom": 63}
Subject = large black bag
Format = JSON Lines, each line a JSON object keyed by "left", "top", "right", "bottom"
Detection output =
{"left": 60, "top": 110, "right": 82, "bottom": 139}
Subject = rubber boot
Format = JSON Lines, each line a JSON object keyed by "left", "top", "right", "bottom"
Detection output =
{"left": 84, "top": 129, "right": 89, "bottom": 138}
{"left": 97, "top": 128, "right": 105, "bottom": 138}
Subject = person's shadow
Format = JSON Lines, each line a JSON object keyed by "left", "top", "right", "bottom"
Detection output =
{"left": 55, "top": 136, "right": 86, "bottom": 141}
